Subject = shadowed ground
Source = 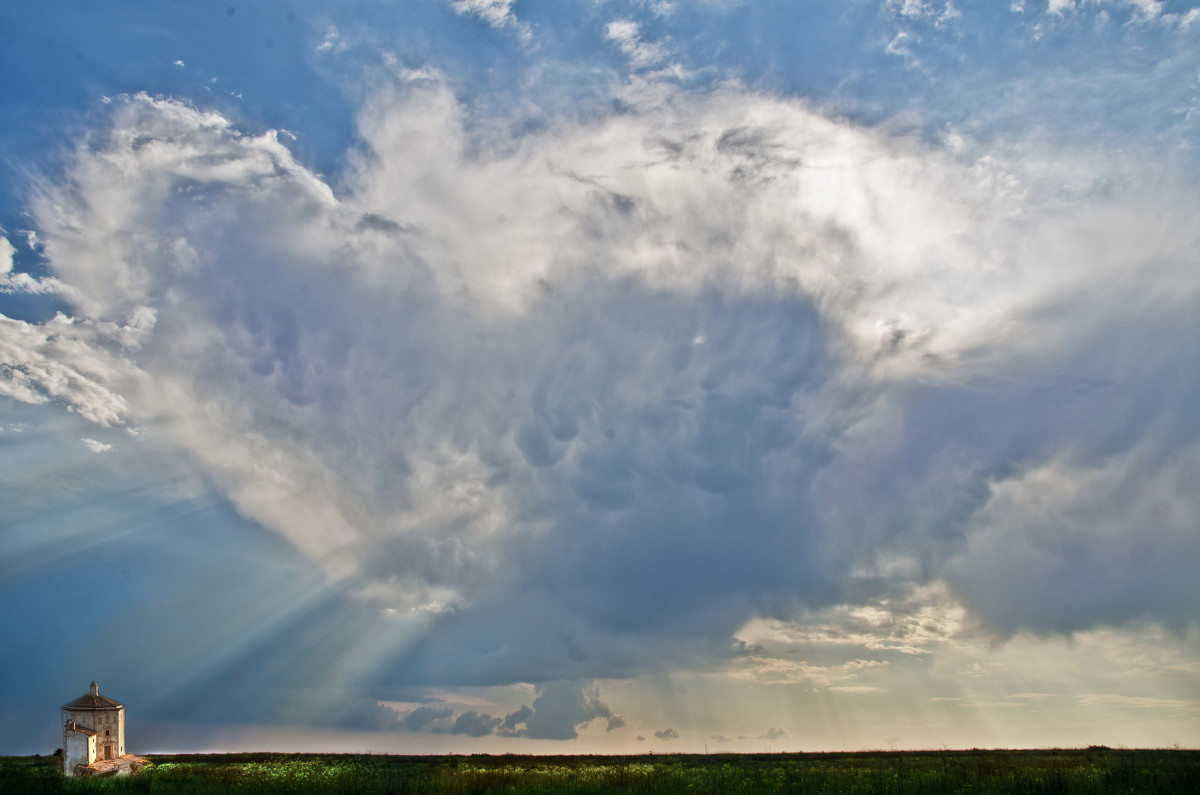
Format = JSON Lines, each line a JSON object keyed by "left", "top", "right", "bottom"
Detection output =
{"left": 2, "top": 747, "right": 1198, "bottom": 793}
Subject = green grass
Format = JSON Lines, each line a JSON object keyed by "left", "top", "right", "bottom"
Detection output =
{"left": 2, "top": 747, "right": 1197, "bottom": 794}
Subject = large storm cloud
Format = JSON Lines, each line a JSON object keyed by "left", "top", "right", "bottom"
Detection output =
{"left": 3, "top": 70, "right": 1198, "bottom": 730}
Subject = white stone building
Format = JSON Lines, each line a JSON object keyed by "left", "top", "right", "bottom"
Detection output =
{"left": 61, "top": 681, "right": 126, "bottom": 775}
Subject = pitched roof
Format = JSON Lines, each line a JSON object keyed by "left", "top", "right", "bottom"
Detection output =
{"left": 61, "top": 692, "right": 124, "bottom": 710}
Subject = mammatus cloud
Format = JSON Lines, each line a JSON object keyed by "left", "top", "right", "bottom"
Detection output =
{"left": 3, "top": 78, "right": 1198, "bottom": 721}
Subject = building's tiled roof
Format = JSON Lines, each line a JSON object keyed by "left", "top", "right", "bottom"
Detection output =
{"left": 64, "top": 723, "right": 97, "bottom": 736}
{"left": 61, "top": 693, "right": 124, "bottom": 710}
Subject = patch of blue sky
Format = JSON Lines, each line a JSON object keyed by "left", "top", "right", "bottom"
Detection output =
{"left": 3, "top": 2, "right": 1197, "bottom": 225}
{"left": 0, "top": 250, "right": 71, "bottom": 325}
{"left": 0, "top": 3, "right": 352, "bottom": 216}
{"left": 0, "top": 402, "right": 330, "bottom": 741}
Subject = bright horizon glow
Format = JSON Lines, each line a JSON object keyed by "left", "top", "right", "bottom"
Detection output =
{"left": 1, "top": 1, "right": 1198, "bottom": 756}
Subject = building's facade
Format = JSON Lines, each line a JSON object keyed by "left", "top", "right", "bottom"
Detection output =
{"left": 60, "top": 682, "right": 125, "bottom": 775}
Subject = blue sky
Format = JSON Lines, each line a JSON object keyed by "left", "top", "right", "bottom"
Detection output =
{"left": 2, "top": 1, "right": 1199, "bottom": 754}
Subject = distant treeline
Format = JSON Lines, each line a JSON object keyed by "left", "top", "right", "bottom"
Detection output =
{"left": 2, "top": 747, "right": 1198, "bottom": 794}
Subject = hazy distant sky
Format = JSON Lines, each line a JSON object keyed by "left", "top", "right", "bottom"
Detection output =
{"left": 2, "top": 1, "right": 1198, "bottom": 754}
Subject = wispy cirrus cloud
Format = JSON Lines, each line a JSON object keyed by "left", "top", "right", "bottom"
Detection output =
{"left": 81, "top": 437, "right": 113, "bottom": 453}
{"left": 604, "top": 19, "right": 671, "bottom": 68}
{"left": 448, "top": 0, "right": 531, "bottom": 40}
{"left": 0, "top": 313, "right": 136, "bottom": 427}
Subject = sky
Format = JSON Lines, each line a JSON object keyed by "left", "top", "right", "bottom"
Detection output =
{"left": 1, "top": 0, "right": 1199, "bottom": 755}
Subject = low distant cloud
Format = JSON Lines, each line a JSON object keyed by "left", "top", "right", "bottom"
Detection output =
{"left": 82, "top": 438, "right": 113, "bottom": 453}
{"left": 499, "top": 704, "right": 533, "bottom": 735}
{"left": 402, "top": 705, "right": 453, "bottom": 732}
{"left": 328, "top": 699, "right": 408, "bottom": 732}
{"left": 520, "top": 682, "right": 622, "bottom": 740}
{"left": 654, "top": 727, "right": 679, "bottom": 740}
{"left": 451, "top": 710, "right": 503, "bottom": 736}
{"left": 396, "top": 682, "right": 622, "bottom": 741}
{"left": 735, "top": 726, "right": 790, "bottom": 741}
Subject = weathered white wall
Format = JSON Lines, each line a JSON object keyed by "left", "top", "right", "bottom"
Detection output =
{"left": 63, "top": 728, "right": 95, "bottom": 775}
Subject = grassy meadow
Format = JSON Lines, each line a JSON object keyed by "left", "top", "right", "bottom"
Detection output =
{"left": 2, "top": 748, "right": 1197, "bottom": 794}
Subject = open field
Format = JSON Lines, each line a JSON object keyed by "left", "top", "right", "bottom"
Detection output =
{"left": 2, "top": 748, "right": 1197, "bottom": 794}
